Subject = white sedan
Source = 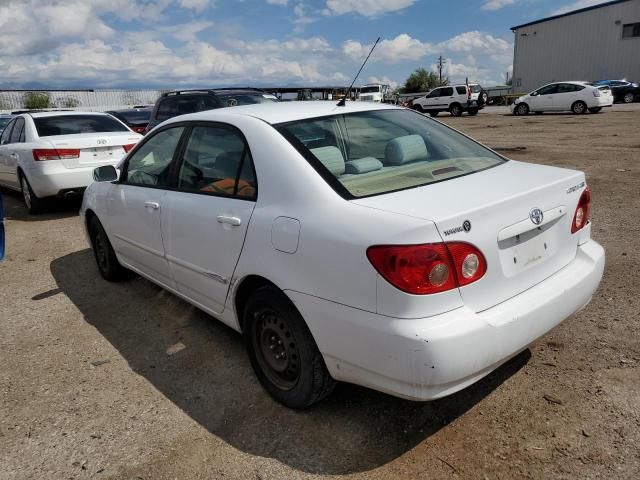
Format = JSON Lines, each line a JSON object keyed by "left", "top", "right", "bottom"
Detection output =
{"left": 0, "top": 111, "right": 142, "bottom": 213}
{"left": 511, "top": 81, "right": 613, "bottom": 115}
{"left": 81, "top": 102, "right": 604, "bottom": 408}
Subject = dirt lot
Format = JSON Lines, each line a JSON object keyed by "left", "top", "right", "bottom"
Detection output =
{"left": 1, "top": 105, "right": 639, "bottom": 480}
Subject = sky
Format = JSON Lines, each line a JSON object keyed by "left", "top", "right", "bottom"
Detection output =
{"left": 0, "top": 0, "right": 613, "bottom": 89}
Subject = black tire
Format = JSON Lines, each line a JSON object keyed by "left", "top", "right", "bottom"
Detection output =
{"left": 467, "top": 108, "right": 479, "bottom": 116}
{"left": 449, "top": 103, "right": 463, "bottom": 117}
{"left": 412, "top": 104, "right": 424, "bottom": 113}
{"left": 428, "top": 111, "right": 439, "bottom": 117}
{"left": 89, "top": 216, "right": 129, "bottom": 281}
{"left": 571, "top": 101, "right": 587, "bottom": 114}
{"left": 514, "top": 103, "right": 529, "bottom": 116}
{"left": 623, "top": 92, "right": 634, "bottom": 104}
{"left": 244, "top": 286, "right": 336, "bottom": 408}
{"left": 19, "top": 172, "right": 46, "bottom": 214}
{"left": 588, "top": 107, "right": 602, "bottom": 114}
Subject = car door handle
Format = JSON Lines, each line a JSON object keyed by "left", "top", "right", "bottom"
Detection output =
{"left": 217, "top": 215, "right": 241, "bottom": 226}
{"left": 10, "top": 153, "right": 18, "bottom": 158}
{"left": 144, "top": 201, "right": 160, "bottom": 210}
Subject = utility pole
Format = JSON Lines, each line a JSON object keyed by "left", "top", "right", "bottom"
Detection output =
{"left": 437, "top": 56, "right": 446, "bottom": 86}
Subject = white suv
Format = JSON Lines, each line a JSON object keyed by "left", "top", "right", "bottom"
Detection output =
{"left": 412, "top": 84, "right": 485, "bottom": 117}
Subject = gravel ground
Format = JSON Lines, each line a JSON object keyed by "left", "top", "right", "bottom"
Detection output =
{"left": 1, "top": 104, "right": 639, "bottom": 480}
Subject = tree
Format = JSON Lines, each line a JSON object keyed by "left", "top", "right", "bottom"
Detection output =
{"left": 23, "top": 91, "right": 52, "bottom": 109}
{"left": 402, "top": 68, "right": 446, "bottom": 94}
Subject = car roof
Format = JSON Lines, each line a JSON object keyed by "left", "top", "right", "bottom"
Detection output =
{"left": 170, "top": 101, "right": 402, "bottom": 125}
{"left": 162, "top": 88, "right": 267, "bottom": 98}
{"left": 27, "top": 111, "right": 113, "bottom": 118}
{"left": 106, "top": 107, "right": 152, "bottom": 113}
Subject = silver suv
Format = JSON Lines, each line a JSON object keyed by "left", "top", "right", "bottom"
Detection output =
{"left": 411, "top": 84, "right": 486, "bottom": 117}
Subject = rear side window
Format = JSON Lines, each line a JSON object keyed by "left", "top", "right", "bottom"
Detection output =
{"left": 558, "top": 84, "right": 584, "bottom": 93}
{"left": 9, "top": 117, "right": 24, "bottom": 143}
{"left": 123, "top": 127, "right": 184, "bottom": 187}
{"left": 456, "top": 86, "right": 467, "bottom": 95}
{"left": 34, "top": 115, "right": 129, "bottom": 136}
{"left": 176, "top": 126, "right": 256, "bottom": 199}
{"left": 440, "top": 87, "right": 454, "bottom": 96}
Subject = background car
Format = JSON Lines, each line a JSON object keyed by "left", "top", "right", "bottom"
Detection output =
{"left": 411, "top": 83, "right": 485, "bottom": 117}
{"left": 0, "top": 114, "right": 13, "bottom": 135}
{"left": 83, "top": 101, "right": 603, "bottom": 409}
{"left": 0, "top": 111, "right": 141, "bottom": 213}
{"left": 0, "top": 191, "right": 4, "bottom": 261}
{"left": 146, "top": 88, "right": 278, "bottom": 132}
{"left": 592, "top": 79, "right": 639, "bottom": 104}
{"left": 105, "top": 106, "right": 152, "bottom": 134}
{"left": 511, "top": 81, "right": 613, "bottom": 115}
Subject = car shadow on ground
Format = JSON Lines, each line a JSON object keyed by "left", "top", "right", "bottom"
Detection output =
{"left": 50, "top": 249, "right": 531, "bottom": 475}
{"left": 1, "top": 188, "right": 82, "bottom": 222}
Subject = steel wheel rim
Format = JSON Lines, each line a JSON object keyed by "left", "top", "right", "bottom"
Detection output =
{"left": 21, "top": 177, "right": 31, "bottom": 209}
{"left": 575, "top": 103, "right": 585, "bottom": 113}
{"left": 517, "top": 104, "right": 527, "bottom": 115}
{"left": 253, "top": 309, "right": 301, "bottom": 391}
{"left": 94, "top": 230, "right": 108, "bottom": 272}
{"left": 624, "top": 93, "right": 633, "bottom": 103}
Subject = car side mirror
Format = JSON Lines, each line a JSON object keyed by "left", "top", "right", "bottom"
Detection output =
{"left": 531, "top": 91, "right": 539, "bottom": 96}
{"left": 93, "top": 165, "right": 118, "bottom": 182}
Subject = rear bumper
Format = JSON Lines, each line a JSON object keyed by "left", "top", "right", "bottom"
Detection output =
{"left": 287, "top": 240, "right": 605, "bottom": 401}
{"left": 24, "top": 161, "right": 117, "bottom": 198}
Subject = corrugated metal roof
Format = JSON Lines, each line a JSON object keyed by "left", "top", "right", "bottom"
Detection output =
{"left": 511, "top": 0, "right": 631, "bottom": 30}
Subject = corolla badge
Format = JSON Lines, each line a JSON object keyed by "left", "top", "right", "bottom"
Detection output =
{"left": 97, "top": 139, "right": 107, "bottom": 145}
{"left": 529, "top": 208, "right": 544, "bottom": 225}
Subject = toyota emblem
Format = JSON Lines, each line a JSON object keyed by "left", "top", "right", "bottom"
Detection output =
{"left": 529, "top": 208, "right": 544, "bottom": 225}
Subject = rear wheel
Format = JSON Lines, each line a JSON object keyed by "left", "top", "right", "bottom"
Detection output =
{"left": 514, "top": 103, "right": 529, "bottom": 116}
{"left": 588, "top": 107, "right": 602, "bottom": 114}
{"left": 571, "top": 101, "right": 587, "bottom": 114}
{"left": 244, "top": 286, "right": 336, "bottom": 408}
{"left": 449, "top": 103, "right": 463, "bottom": 117}
{"left": 623, "top": 92, "right": 634, "bottom": 104}
{"left": 89, "top": 216, "right": 129, "bottom": 281}
{"left": 19, "top": 173, "right": 45, "bottom": 214}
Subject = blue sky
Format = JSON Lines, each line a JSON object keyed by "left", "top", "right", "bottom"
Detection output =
{"left": 0, "top": 0, "right": 610, "bottom": 89}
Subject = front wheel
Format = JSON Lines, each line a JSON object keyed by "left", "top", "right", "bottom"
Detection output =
{"left": 514, "top": 103, "right": 529, "bottom": 116}
{"left": 623, "top": 92, "right": 634, "bottom": 104}
{"left": 20, "top": 173, "right": 45, "bottom": 214}
{"left": 571, "top": 101, "right": 587, "bottom": 114}
{"left": 412, "top": 104, "right": 424, "bottom": 113}
{"left": 89, "top": 216, "right": 129, "bottom": 281}
{"left": 449, "top": 104, "right": 463, "bottom": 117}
{"left": 588, "top": 107, "right": 602, "bottom": 114}
{"left": 244, "top": 286, "right": 336, "bottom": 408}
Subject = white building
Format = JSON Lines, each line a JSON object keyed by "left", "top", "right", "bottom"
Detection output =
{"left": 511, "top": 0, "right": 640, "bottom": 93}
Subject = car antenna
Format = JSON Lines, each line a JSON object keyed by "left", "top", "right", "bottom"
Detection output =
{"left": 337, "top": 37, "right": 381, "bottom": 107}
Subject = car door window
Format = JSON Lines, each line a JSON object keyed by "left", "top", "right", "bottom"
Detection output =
{"left": 0, "top": 120, "right": 15, "bottom": 145}
{"left": 9, "top": 118, "right": 25, "bottom": 144}
{"left": 537, "top": 84, "right": 558, "bottom": 95}
{"left": 440, "top": 87, "right": 454, "bottom": 96}
{"left": 455, "top": 86, "right": 467, "bottom": 95}
{"left": 123, "top": 126, "right": 184, "bottom": 187}
{"left": 176, "top": 125, "right": 257, "bottom": 200}
{"left": 428, "top": 89, "right": 441, "bottom": 98}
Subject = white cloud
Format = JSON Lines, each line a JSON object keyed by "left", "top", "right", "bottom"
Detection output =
{"left": 368, "top": 76, "right": 398, "bottom": 89}
{"left": 179, "top": 0, "right": 212, "bottom": 11}
{"left": 552, "top": 0, "right": 610, "bottom": 15}
{"left": 343, "top": 34, "right": 435, "bottom": 62}
{"left": 266, "top": 0, "right": 288, "bottom": 4}
{"left": 324, "top": 0, "right": 415, "bottom": 17}
{"left": 439, "top": 31, "right": 512, "bottom": 54}
{"left": 481, "top": 0, "right": 515, "bottom": 11}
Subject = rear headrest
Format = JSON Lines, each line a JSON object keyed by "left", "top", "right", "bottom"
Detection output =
{"left": 311, "top": 146, "right": 345, "bottom": 176}
{"left": 384, "top": 134, "right": 428, "bottom": 165}
{"left": 345, "top": 157, "right": 383, "bottom": 174}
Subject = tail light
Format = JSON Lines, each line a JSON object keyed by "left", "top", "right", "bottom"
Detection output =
{"left": 571, "top": 187, "right": 591, "bottom": 233}
{"left": 467, "top": 87, "right": 471, "bottom": 100}
{"left": 32, "top": 148, "right": 80, "bottom": 161}
{"left": 367, "top": 242, "right": 487, "bottom": 295}
{"left": 131, "top": 126, "right": 146, "bottom": 134}
{"left": 593, "top": 89, "right": 601, "bottom": 97}
{"left": 122, "top": 144, "right": 136, "bottom": 153}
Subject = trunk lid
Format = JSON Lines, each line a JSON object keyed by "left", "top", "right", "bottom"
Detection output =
{"left": 353, "top": 160, "right": 587, "bottom": 312}
{"left": 43, "top": 132, "right": 141, "bottom": 169}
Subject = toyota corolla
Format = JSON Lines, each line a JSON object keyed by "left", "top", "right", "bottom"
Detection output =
{"left": 81, "top": 102, "right": 604, "bottom": 408}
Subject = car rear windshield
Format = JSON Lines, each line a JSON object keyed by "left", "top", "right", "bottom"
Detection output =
{"left": 113, "top": 110, "right": 151, "bottom": 123}
{"left": 34, "top": 115, "right": 129, "bottom": 136}
{"left": 470, "top": 85, "right": 482, "bottom": 93}
{"left": 277, "top": 109, "right": 505, "bottom": 199}
{"left": 216, "top": 93, "right": 278, "bottom": 107}
{"left": 0, "top": 117, "right": 12, "bottom": 129}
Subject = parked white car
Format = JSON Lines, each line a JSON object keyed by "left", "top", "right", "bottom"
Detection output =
{"left": 82, "top": 102, "right": 604, "bottom": 408}
{"left": 412, "top": 84, "right": 486, "bottom": 117}
{"left": 511, "top": 81, "right": 613, "bottom": 115}
{"left": 0, "top": 111, "right": 142, "bottom": 213}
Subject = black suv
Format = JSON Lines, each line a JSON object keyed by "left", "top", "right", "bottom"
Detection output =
{"left": 146, "top": 88, "right": 278, "bottom": 132}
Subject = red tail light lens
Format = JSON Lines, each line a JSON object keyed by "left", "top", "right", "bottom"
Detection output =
{"left": 132, "top": 126, "right": 146, "bottom": 134}
{"left": 32, "top": 148, "right": 80, "bottom": 161}
{"left": 122, "top": 144, "right": 136, "bottom": 153}
{"left": 571, "top": 187, "right": 591, "bottom": 233}
{"left": 367, "top": 242, "right": 486, "bottom": 295}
